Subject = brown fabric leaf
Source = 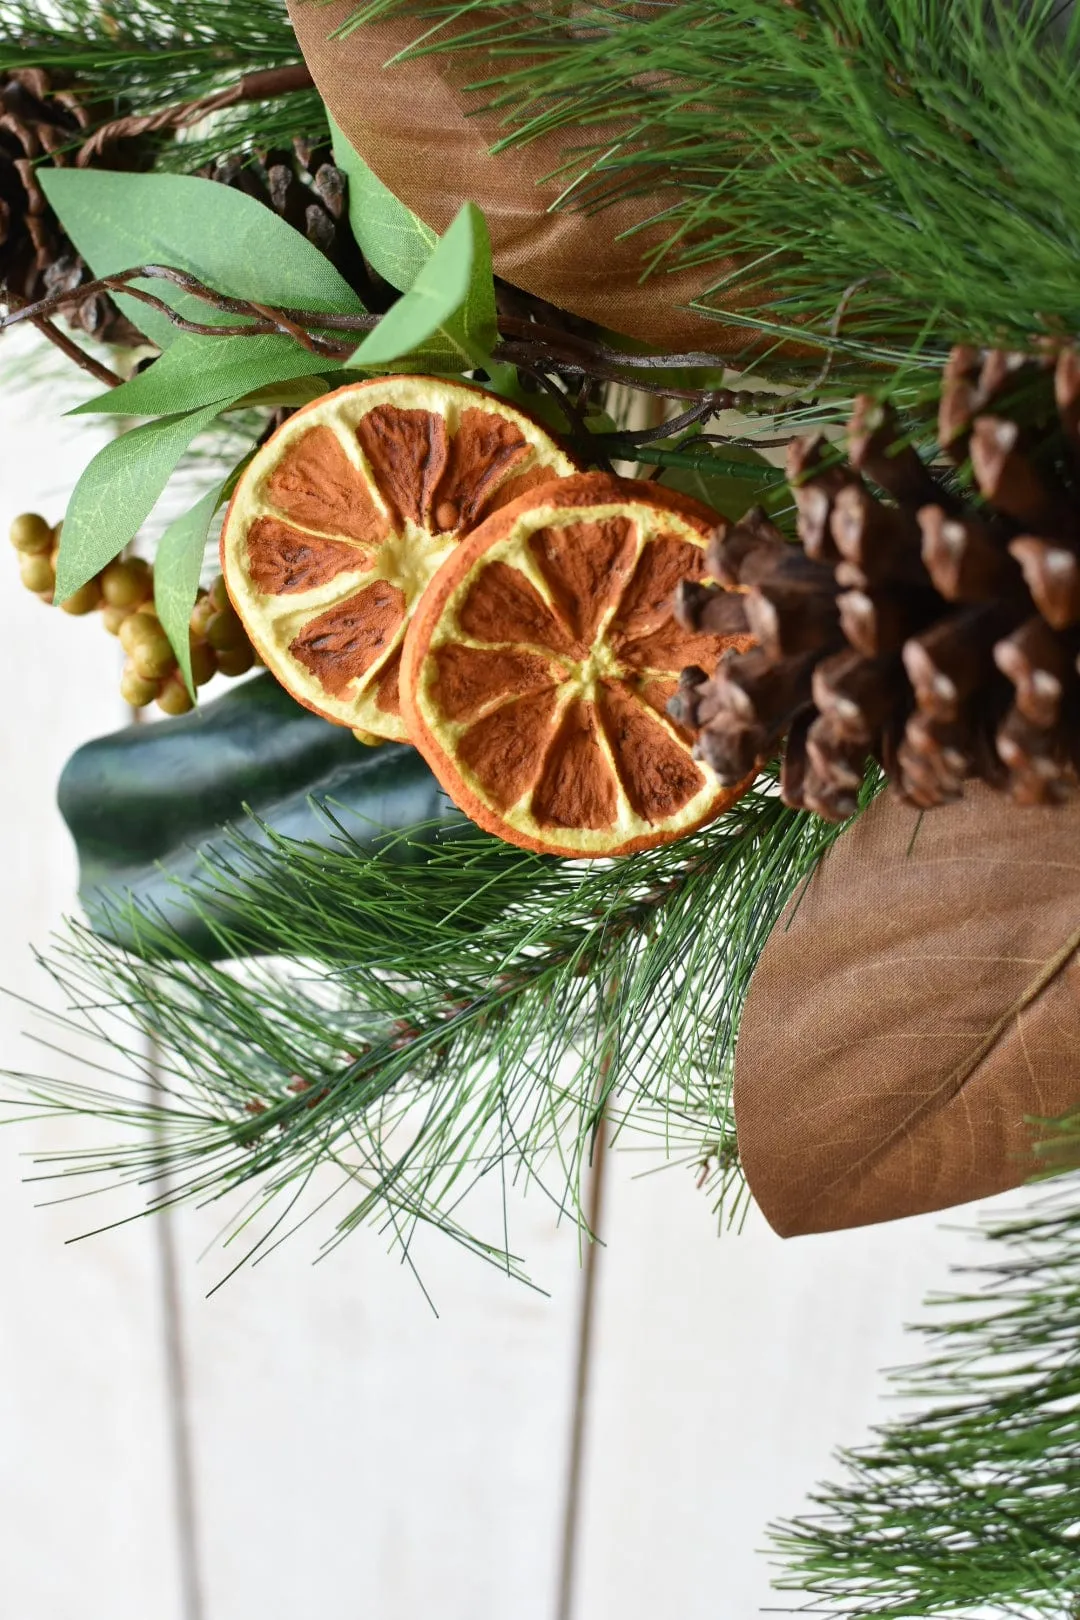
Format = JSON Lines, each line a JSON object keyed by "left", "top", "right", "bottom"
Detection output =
{"left": 734, "top": 785, "right": 1080, "bottom": 1236}
{"left": 285, "top": 1, "right": 753, "bottom": 352}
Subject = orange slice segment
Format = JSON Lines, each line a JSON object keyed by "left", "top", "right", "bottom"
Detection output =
{"left": 401, "top": 472, "right": 757, "bottom": 856}
{"left": 220, "top": 376, "right": 577, "bottom": 738}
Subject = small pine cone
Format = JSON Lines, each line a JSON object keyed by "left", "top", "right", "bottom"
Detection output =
{"left": 675, "top": 346, "right": 1080, "bottom": 819}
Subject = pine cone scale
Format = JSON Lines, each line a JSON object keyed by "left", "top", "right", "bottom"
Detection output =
{"left": 676, "top": 346, "right": 1080, "bottom": 817}
{"left": 0, "top": 68, "right": 137, "bottom": 340}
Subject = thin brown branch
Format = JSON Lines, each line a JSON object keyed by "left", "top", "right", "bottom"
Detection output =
{"left": 588, "top": 394, "right": 728, "bottom": 446}
{"left": 516, "top": 362, "right": 615, "bottom": 472}
{"left": 0, "top": 262, "right": 812, "bottom": 468}
{"left": 0, "top": 264, "right": 741, "bottom": 381}
{"left": 7, "top": 289, "right": 124, "bottom": 388}
{"left": 77, "top": 64, "right": 316, "bottom": 167}
{"left": 245, "top": 299, "right": 348, "bottom": 358}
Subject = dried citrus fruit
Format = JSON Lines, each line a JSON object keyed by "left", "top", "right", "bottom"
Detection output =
{"left": 401, "top": 472, "right": 755, "bottom": 856}
{"left": 219, "top": 377, "right": 576, "bottom": 739}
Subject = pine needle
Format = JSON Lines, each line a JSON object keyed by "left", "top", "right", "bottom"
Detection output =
{"left": 0, "top": 1, "right": 326, "bottom": 163}
{"left": 3, "top": 771, "right": 865, "bottom": 1284}
{"left": 770, "top": 1181, "right": 1080, "bottom": 1617}
{"left": 312, "top": 0, "right": 1080, "bottom": 362}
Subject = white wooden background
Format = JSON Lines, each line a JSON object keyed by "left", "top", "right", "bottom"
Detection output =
{"left": 0, "top": 330, "right": 1028, "bottom": 1620}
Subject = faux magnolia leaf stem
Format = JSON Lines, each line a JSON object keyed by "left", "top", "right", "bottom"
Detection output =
{"left": 0, "top": 262, "right": 821, "bottom": 420}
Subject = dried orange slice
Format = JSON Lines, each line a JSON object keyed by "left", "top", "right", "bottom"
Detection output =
{"left": 401, "top": 472, "right": 755, "bottom": 856}
{"left": 219, "top": 377, "right": 577, "bottom": 739}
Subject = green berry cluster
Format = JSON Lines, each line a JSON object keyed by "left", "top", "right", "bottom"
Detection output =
{"left": 9, "top": 512, "right": 257, "bottom": 715}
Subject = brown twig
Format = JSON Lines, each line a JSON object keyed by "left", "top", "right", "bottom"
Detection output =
{"left": 517, "top": 362, "right": 615, "bottom": 472}
{"left": 245, "top": 299, "right": 349, "bottom": 358}
{"left": 588, "top": 394, "right": 729, "bottom": 446}
{"left": 0, "top": 264, "right": 753, "bottom": 382}
{"left": 2, "top": 289, "right": 124, "bottom": 388}
{"left": 0, "top": 262, "right": 816, "bottom": 462}
{"left": 29, "top": 315, "right": 124, "bottom": 388}
{"left": 76, "top": 64, "right": 317, "bottom": 166}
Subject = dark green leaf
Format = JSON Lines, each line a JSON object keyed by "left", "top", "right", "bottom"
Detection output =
{"left": 349, "top": 202, "right": 497, "bottom": 371}
{"left": 55, "top": 402, "right": 224, "bottom": 602}
{"left": 154, "top": 484, "right": 224, "bottom": 696}
{"left": 39, "top": 170, "right": 364, "bottom": 350}
{"left": 58, "top": 675, "right": 465, "bottom": 960}
{"left": 328, "top": 111, "right": 437, "bottom": 292}
{"left": 71, "top": 335, "right": 342, "bottom": 418}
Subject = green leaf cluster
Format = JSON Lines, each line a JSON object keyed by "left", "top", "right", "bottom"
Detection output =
{"left": 8, "top": 771, "right": 858, "bottom": 1283}
{"left": 770, "top": 1185, "right": 1080, "bottom": 1617}
{"left": 40, "top": 168, "right": 363, "bottom": 355}
{"left": 40, "top": 166, "right": 369, "bottom": 642}
{"left": 53, "top": 401, "right": 223, "bottom": 604}
{"left": 39, "top": 158, "right": 501, "bottom": 669}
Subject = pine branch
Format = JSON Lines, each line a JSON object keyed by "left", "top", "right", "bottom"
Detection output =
{"left": 3, "top": 772, "right": 865, "bottom": 1284}
{"left": 0, "top": 1, "right": 327, "bottom": 164}
{"left": 310, "top": 0, "right": 1080, "bottom": 358}
{"left": 1033, "top": 1109, "right": 1080, "bottom": 1180}
{"left": 769, "top": 1182, "right": 1080, "bottom": 1617}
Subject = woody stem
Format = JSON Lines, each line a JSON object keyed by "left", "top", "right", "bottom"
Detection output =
{"left": 0, "top": 264, "right": 811, "bottom": 451}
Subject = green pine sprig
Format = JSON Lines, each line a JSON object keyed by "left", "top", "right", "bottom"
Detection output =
{"left": 312, "top": 0, "right": 1080, "bottom": 364}
{"left": 5, "top": 772, "right": 864, "bottom": 1285}
{"left": 0, "top": 1, "right": 327, "bottom": 166}
{"left": 770, "top": 1182, "right": 1080, "bottom": 1617}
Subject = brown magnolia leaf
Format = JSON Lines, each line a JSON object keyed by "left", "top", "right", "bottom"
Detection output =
{"left": 286, "top": 0, "right": 754, "bottom": 352}
{"left": 734, "top": 785, "right": 1080, "bottom": 1236}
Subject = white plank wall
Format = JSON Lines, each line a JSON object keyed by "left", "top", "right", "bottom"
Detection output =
{"left": 173, "top": 1189, "right": 585, "bottom": 1620}
{"left": 0, "top": 340, "right": 184, "bottom": 1620}
{"left": 0, "top": 331, "right": 1029, "bottom": 1619}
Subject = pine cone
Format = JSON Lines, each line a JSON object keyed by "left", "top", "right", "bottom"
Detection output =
{"left": 673, "top": 346, "right": 1080, "bottom": 819}
{"left": 1, "top": 69, "right": 141, "bottom": 344}
{"left": 201, "top": 141, "right": 367, "bottom": 294}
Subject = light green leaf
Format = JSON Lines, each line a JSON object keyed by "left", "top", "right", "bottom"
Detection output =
{"left": 71, "top": 335, "right": 342, "bottom": 418}
{"left": 349, "top": 203, "right": 497, "bottom": 371}
{"left": 328, "top": 111, "right": 437, "bottom": 292}
{"left": 232, "top": 378, "right": 335, "bottom": 411}
{"left": 40, "top": 170, "right": 364, "bottom": 351}
{"left": 55, "top": 403, "right": 223, "bottom": 602}
{"left": 155, "top": 484, "right": 225, "bottom": 698}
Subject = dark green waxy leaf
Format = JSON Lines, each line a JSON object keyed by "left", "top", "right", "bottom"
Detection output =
{"left": 154, "top": 484, "right": 225, "bottom": 695}
{"left": 328, "top": 111, "right": 437, "bottom": 292}
{"left": 55, "top": 402, "right": 225, "bottom": 602}
{"left": 71, "top": 336, "right": 342, "bottom": 418}
{"left": 58, "top": 675, "right": 465, "bottom": 960}
{"left": 39, "top": 170, "right": 364, "bottom": 351}
{"left": 349, "top": 202, "right": 497, "bottom": 371}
